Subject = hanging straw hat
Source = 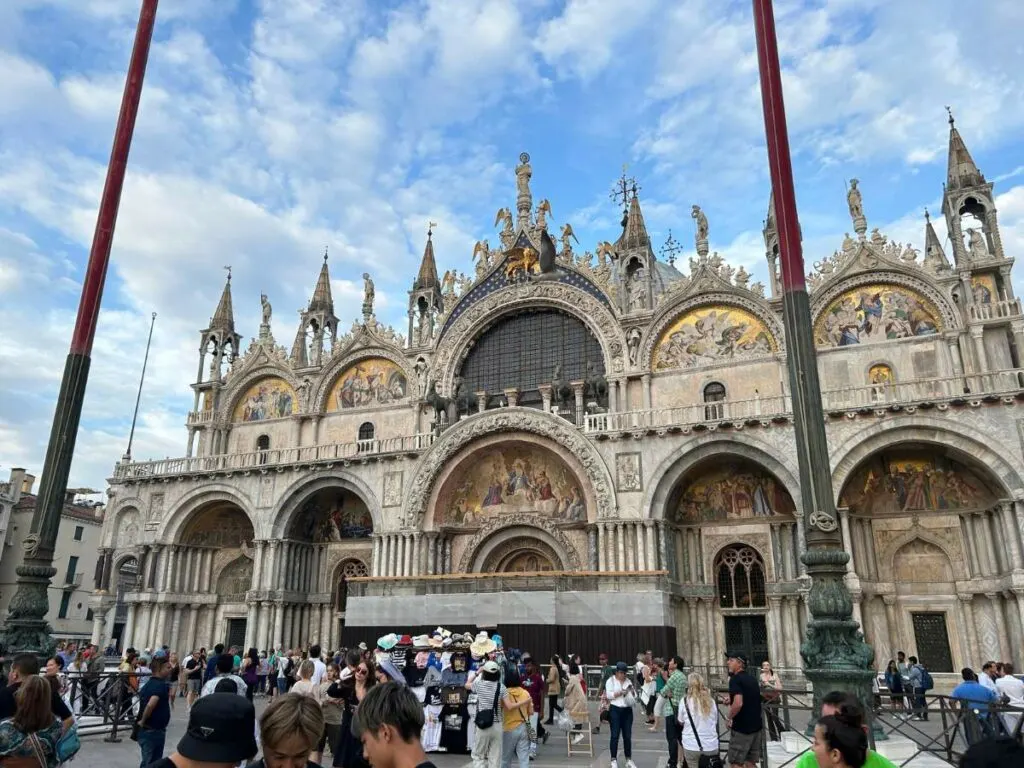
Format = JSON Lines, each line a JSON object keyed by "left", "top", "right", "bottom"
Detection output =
{"left": 470, "top": 631, "right": 497, "bottom": 657}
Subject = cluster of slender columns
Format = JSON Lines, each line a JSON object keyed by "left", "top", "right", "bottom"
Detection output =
{"left": 595, "top": 521, "right": 663, "bottom": 572}
{"left": 372, "top": 532, "right": 450, "bottom": 577}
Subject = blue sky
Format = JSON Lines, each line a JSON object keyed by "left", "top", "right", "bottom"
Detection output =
{"left": 2, "top": 0, "right": 1024, "bottom": 493}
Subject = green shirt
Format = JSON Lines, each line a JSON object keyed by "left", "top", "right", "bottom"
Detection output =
{"left": 662, "top": 669, "right": 686, "bottom": 709}
{"left": 796, "top": 749, "right": 897, "bottom": 768}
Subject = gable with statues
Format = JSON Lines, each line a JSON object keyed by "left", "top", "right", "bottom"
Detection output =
{"left": 94, "top": 116, "right": 1024, "bottom": 675}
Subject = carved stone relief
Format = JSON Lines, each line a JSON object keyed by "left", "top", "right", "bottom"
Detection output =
{"left": 455, "top": 514, "right": 583, "bottom": 573}
{"left": 616, "top": 453, "right": 643, "bottom": 492}
{"left": 383, "top": 471, "right": 403, "bottom": 508}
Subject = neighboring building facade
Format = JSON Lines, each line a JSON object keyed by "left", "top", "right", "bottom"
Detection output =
{"left": 0, "top": 477, "right": 105, "bottom": 645}
{"left": 0, "top": 469, "right": 32, "bottom": 559}
{"left": 94, "top": 121, "right": 1024, "bottom": 677}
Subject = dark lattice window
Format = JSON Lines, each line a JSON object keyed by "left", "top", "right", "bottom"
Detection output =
{"left": 458, "top": 310, "right": 604, "bottom": 409}
{"left": 357, "top": 423, "right": 375, "bottom": 452}
{"left": 717, "top": 546, "right": 767, "bottom": 609}
{"left": 256, "top": 434, "right": 270, "bottom": 464}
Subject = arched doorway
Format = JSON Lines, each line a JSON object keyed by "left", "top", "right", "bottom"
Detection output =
{"left": 112, "top": 556, "right": 139, "bottom": 649}
{"left": 174, "top": 502, "right": 254, "bottom": 653}
{"left": 837, "top": 442, "right": 1003, "bottom": 669}
{"left": 481, "top": 535, "right": 561, "bottom": 573}
{"left": 280, "top": 487, "right": 374, "bottom": 652}
{"left": 665, "top": 454, "right": 797, "bottom": 668}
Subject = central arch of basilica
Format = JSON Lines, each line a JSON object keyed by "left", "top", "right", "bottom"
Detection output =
{"left": 93, "top": 131, "right": 1024, "bottom": 672}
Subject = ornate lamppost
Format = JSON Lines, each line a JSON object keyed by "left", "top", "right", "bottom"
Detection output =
{"left": 751, "top": 0, "right": 876, "bottom": 723}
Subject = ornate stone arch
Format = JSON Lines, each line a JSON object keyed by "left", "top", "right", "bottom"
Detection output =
{"left": 810, "top": 270, "right": 961, "bottom": 335}
{"left": 432, "top": 282, "right": 626, "bottom": 395}
{"left": 312, "top": 345, "right": 417, "bottom": 413}
{"left": 270, "top": 469, "right": 382, "bottom": 538}
{"left": 220, "top": 363, "right": 306, "bottom": 420}
{"left": 457, "top": 518, "right": 581, "bottom": 573}
{"left": 641, "top": 292, "right": 785, "bottom": 371}
{"left": 158, "top": 484, "right": 257, "bottom": 544}
{"left": 108, "top": 501, "right": 144, "bottom": 548}
{"left": 644, "top": 433, "right": 803, "bottom": 522}
{"left": 829, "top": 417, "right": 1022, "bottom": 504}
{"left": 403, "top": 408, "right": 616, "bottom": 528}
{"left": 884, "top": 532, "right": 965, "bottom": 582}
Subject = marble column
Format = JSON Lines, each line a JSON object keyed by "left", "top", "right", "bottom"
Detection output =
{"left": 91, "top": 611, "right": 107, "bottom": 647}
{"left": 838, "top": 507, "right": 855, "bottom": 572}
{"left": 641, "top": 374, "right": 652, "bottom": 410}
{"left": 170, "top": 603, "right": 185, "bottom": 654}
{"left": 615, "top": 523, "right": 625, "bottom": 571}
{"left": 153, "top": 603, "right": 168, "bottom": 647}
{"left": 186, "top": 604, "right": 201, "bottom": 653}
{"left": 960, "top": 514, "right": 981, "bottom": 577}
{"left": 571, "top": 381, "right": 585, "bottom": 426}
{"left": 588, "top": 527, "right": 598, "bottom": 571}
{"left": 695, "top": 598, "right": 708, "bottom": 667}
{"left": 767, "top": 596, "right": 783, "bottom": 667}
{"left": 1000, "top": 502, "right": 1023, "bottom": 570}
{"left": 372, "top": 537, "right": 381, "bottom": 577}
{"left": 597, "top": 524, "right": 607, "bottom": 571}
{"left": 245, "top": 600, "right": 259, "bottom": 649}
{"left": 253, "top": 541, "right": 266, "bottom": 591}
{"left": 882, "top": 596, "right": 900, "bottom": 658}
{"left": 959, "top": 594, "right": 980, "bottom": 663}
{"left": 971, "top": 328, "right": 988, "bottom": 373}
{"left": 645, "top": 522, "right": 657, "bottom": 571}
{"left": 273, "top": 602, "right": 285, "bottom": 650}
{"left": 320, "top": 604, "right": 331, "bottom": 647}
{"left": 256, "top": 603, "right": 269, "bottom": 652}
{"left": 426, "top": 534, "right": 437, "bottom": 576}
{"left": 977, "top": 514, "right": 999, "bottom": 575}
{"left": 123, "top": 603, "right": 137, "bottom": 651}
{"left": 656, "top": 522, "right": 668, "bottom": 579}
{"left": 202, "top": 605, "right": 216, "bottom": 649}
{"left": 443, "top": 538, "right": 452, "bottom": 574}
{"left": 405, "top": 534, "right": 414, "bottom": 577}
{"left": 989, "top": 593, "right": 1011, "bottom": 662}
{"left": 162, "top": 547, "right": 175, "bottom": 592}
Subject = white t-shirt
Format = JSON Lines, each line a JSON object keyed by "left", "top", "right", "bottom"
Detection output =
{"left": 979, "top": 674, "right": 998, "bottom": 692}
{"left": 605, "top": 676, "right": 635, "bottom": 708}
{"left": 339, "top": 666, "right": 354, "bottom": 682}
{"left": 200, "top": 674, "right": 247, "bottom": 697}
{"left": 311, "top": 658, "right": 327, "bottom": 686}
{"left": 678, "top": 696, "right": 720, "bottom": 753}
{"left": 276, "top": 656, "right": 289, "bottom": 678}
{"left": 996, "top": 675, "right": 1024, "bottom": 704}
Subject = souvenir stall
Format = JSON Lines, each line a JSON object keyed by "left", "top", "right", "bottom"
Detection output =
{"left": 373, "top": 628, "right": 510, "bottom": 755}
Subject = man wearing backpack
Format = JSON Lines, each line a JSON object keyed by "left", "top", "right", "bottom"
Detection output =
{"left": 908, "top": 656, "right": 931, "bottom": 721}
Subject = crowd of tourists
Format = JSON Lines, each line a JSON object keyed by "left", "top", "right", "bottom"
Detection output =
{"left": 12, "top": 636, "right": 1021, "bottom": 768}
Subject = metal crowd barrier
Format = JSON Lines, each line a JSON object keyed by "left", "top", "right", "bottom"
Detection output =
{"left": 708, "top": 687, "right": 1024, "bottom": 768}
{"left": 61, "top": 672, "right": 141, "bottom": 741}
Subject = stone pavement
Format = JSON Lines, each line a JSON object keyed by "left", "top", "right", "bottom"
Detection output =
{"left": 82, "top": 695, "right": 959, "bottom": 768}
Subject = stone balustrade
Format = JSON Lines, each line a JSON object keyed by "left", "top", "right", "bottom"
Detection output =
{"left": 113, "top": 432, "right": 435, "bottom": 480}
{"left": 115, "top": 370, "right": 1024, "bottom": 480}
{"left": 968, "top": 297, "right": 1023, "bottom": 322}
{"left": 185, "top": 409, "right": 219, "bottom": 426}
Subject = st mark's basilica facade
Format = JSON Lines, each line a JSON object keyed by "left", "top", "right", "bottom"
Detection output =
{"left": 91, "top": 120, "right": 1024, "bottom": 679}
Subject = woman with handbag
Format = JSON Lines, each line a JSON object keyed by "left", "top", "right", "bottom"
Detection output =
{"left": 0, "top": 676, "right": 64, "bottom": 768}
{"left": 759, "top": 661, "right": 784, "bottom": 741}
{"left": 678, "top": 673, "right": 721, "bottom": 768}
{"left": 605, "top": 662, "right": 637, "bottom": 768}
{"left": 500, "top": 669, "right": 533, "bottom": 768}
{"left": 562, "top": 662, "right": 589, "bottom": 745}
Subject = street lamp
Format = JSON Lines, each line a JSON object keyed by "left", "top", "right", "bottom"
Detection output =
{"left": 750, "top": 0, "right": 876, "bottom": 725}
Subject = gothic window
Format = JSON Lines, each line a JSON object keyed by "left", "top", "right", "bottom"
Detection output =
{"left": 703, "top": 382, "right": 726, "bottom": 420}
{"left": 716, "top": 545, "right": 767, "bottom": 609}
{"left": 458, "top": 309, "right": 604, "bottom": 411}
{"left": 357, "top": 422, "right": 375, "bottom": 448}
{"left": 336, "top": 559, "right": 369, "bottom": 612}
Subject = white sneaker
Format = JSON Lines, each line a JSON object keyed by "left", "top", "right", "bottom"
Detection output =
{"left": 572, "top": 732, "right": 585, "bottom": 744}
{"left": 625, "top": 760, "right": 637, "bottom": 768}
{"left": 610, "top": 760, "right": 618, "bottom": 768}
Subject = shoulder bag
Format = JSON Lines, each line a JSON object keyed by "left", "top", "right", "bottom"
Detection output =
{"left": 683, "top": 698, "right": 724, "bottom": 768}
{"left": 56, "top": 723, "right": 81, "bottom": 762}
{"left": 474, "top": 683, "right": 502, "bottom": 730}
{"left": 28, "top": 732, "right": 49, "bottom": 768}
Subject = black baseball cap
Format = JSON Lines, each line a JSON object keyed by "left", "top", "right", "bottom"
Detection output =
{"left": 725, "top": 651, "right": 749, "bottom": 666}
{"left": 177, "top": 693, "right": 257, "bottom": 764}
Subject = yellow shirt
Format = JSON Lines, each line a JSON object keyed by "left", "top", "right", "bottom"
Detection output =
{"left": 502, "top": 687, "right": 532, "bottom": 732}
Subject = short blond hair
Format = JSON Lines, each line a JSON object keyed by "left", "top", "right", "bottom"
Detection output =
{"left": 299, "top": 659, "right": 315, "bottom": 680}
{"left": 260, "top": 693, "right": 324, "bottom": 753}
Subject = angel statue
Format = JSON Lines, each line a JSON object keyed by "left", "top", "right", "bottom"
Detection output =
{"left": 494, "top": 207, "right": 513, "bottom": 234}
{"left": 596, "top": 241, "right": 616, "bottom": 266}
{"left": 536, "top": 199, "right": 552, "bottom": 229}
{"left": 560, "top": 223, "right": 578, "bottom": 253}
{"left": 472, "top": 240, "right": 490, "bottom": 265}
{"left": 441, "top": 269, "right": 456, "bottom": 296}
{"left": 260, "top": 293, "right": 272, "bottom": 325}
{"left": 691, "top": 205, "right": 709, "bottom": 243}
{"left": 847, "top": 178, "right": 864, "bottom": 221}
{"left": 900, "top": 243, "right": 920, "bottom": 263}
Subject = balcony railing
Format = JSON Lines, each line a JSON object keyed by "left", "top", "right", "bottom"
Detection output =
{"left": 186, "top": 409, "right": 218, "bottom": 426}
{"left": 584, "top": 369, "right": 1024, "bottom": 435}
{"left": 968, "top": 297, "right": 1023, "bottom": 321}
{"left": 113, "top": 433, "right": 435, "bottom": 480}
{"left": 584, "top": 394, "right": 790, "bottom": 434}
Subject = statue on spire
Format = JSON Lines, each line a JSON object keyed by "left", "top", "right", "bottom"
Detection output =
{"left": 691, "top": 205, "right": 710, "bottom": 257}
{"left": 847, "top": 179, "right": 867, "bottom": 238}
{"left": 515, "top": 152, "right": 533, "bottom": 226}
{"left": 362, "top": 273, "right": 375, "bottom": 320}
